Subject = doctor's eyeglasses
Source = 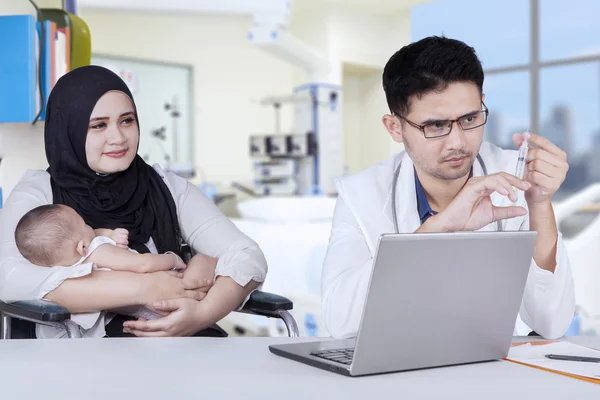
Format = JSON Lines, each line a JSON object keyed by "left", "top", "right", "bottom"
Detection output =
{"left": 395, "top": 102, "right": 489, "bottom": 139}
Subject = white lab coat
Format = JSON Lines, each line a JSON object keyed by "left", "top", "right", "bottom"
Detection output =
{"left": 321, "top": 142, "right": 575, "bottom": 340}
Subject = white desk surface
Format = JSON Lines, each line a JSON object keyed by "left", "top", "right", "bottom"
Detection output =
{"left": 1, "top": 336, "right": 599, "bottom": 399}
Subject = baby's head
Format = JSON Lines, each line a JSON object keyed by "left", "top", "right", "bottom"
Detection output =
{"left": 15, "top": 205, "right": 96, "bottom": 266}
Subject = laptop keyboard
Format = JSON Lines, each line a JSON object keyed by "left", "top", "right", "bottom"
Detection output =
{"left": 310, "top": 348, "right": 354, "bottom": 365}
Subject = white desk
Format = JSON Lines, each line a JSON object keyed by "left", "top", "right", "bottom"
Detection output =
{"left": 1, "top": 336, "right": 599, "bottom": 399}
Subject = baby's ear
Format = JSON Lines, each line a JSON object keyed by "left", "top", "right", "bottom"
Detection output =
{"left": 76, "top": 240, "right": 87, "bottom": 257}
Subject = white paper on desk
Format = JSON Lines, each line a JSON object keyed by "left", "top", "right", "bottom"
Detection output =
{"left": 507, "top": 342, "right": 600, "bottom": 380}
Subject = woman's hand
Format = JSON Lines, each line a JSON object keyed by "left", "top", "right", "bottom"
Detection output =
{"left": 123, "top": 298, "right": 208, "bottom": 337}
{"left": 124, "top": 276, "right": 259, "bottom": 337}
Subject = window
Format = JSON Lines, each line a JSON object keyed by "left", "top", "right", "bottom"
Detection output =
{"left": 483, "top": 72, "right": 530, "bottom": 149}
{"left": 411, "top": 0, "right": 530, "bottom": 69}
{"left": 411, "top": 0, "right": 600, "bottom": 195}
{"left": 540, "top": 0, "right": 600, "bottom": 62}
{"left": 540, "top": 62, "right": 600, "bottom": 194}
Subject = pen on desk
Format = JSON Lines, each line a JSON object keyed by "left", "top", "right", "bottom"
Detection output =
{"left": 545, "top": 354, "right": 600, "bottom": 363}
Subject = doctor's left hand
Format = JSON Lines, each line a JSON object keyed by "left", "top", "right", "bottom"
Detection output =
{"left": 123, "top": 298, "right": 208, "bottom": 337}
{"left": 513, "top": 132, "right": 569, "bottom": 205}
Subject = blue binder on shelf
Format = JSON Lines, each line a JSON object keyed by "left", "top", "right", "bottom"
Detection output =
{"left": 0, "top": 15, "right": 38, "bottom": 124}
{"left": 38, "top": 19, "right": 54, "bottom": 121}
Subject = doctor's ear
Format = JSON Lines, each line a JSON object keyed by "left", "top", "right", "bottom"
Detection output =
{"left": 382, "top": 114, "right": 404, "bottom": 144}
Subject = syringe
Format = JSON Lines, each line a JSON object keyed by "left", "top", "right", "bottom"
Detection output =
{"left": 514, "top": 132, "right": 530, "bottom": 180}
{"left": 511, "top": 132, "right": 530, "bottom": 206}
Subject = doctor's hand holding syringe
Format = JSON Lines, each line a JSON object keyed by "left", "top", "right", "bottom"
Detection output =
{"left": 417, "top": 131, "right": 569, "bottom": 273}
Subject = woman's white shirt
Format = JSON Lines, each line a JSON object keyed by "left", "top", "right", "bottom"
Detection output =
{"left": 0, "top": 165, "right": 267, "bottom": 307}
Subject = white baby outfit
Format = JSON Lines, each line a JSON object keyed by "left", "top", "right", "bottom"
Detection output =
{"left": 35, "top": 236, "right": 161, "bottom": 339}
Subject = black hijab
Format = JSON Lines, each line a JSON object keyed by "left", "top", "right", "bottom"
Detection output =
{"left": 45, "top": 65, "right": 182, "bottom": 255}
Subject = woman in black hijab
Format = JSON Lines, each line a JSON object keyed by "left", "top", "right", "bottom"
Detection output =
{"left": 0, "top": 66, "right": 267, "bottom": 338}
{"left": 46, "top": 64, "right": 181, "bottom": 257}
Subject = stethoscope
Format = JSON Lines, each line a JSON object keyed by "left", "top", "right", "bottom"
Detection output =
{"left": 391, "top": 151, "right": 503, "bottom": 234}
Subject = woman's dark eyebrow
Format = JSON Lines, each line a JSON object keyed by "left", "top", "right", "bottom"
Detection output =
{"left": 89, "top": 116, "right": 108, "bottom": 122}
{"left": 89, "top": 111, "right": 135, "bottom": 122}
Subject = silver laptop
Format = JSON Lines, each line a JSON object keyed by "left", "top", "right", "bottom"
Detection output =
{"left": 269, "top": 230, "right": 537, "bottom": 377}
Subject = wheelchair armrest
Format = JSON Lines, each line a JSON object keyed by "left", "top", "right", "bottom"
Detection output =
{"left": 242, "top": 290, "right": 293, "bottom": 312}
{"left": 0, "top": 293, "right": 292, "bottom": 321}
{"left": 0, "top": 300, "right": 71, "bottom": 323}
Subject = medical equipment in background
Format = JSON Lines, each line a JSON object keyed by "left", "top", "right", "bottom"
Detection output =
{"left": 164, "top": 96, "right": 195, "bottom": 178}
{"left": 165, "top": 96, "right": 181, "bottom": 161}
{"left": 79, "top": 0, "right": 342, "bottom": 195}
{"left": 243, "top": 0, "right": 343, "bottom": 196}
{"left": 143, "top": 126, "right": 171, "bottom": 166}
{"left": 249, "top": 83, "right": 343, "bottom": 196}
{"left": 142, "top": 96, "right": 194, "bottom": 179}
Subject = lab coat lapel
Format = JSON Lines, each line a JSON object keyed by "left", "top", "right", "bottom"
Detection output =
{"left": 382, "top": 152, "right": 421, "bottom": 234}
{"left": 472, "top": 155, "right": 496, "bottom": 232}
{"left": 337, "top": 153, "right": 405, "bottom": 255}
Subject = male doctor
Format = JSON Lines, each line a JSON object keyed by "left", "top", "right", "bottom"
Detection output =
{"left": 321, "top": 36, "right": 575, "bottom": 340}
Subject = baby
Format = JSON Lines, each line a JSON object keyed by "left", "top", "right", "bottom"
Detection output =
{"left": 15, "top": 204, "right": 189, "bottom": 273}
{"left": 14, "top": 204, "right": 216, "bottom": 338}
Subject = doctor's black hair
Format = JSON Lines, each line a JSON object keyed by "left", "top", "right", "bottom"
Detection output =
{"left": 382, "top": 35, "right": 484, "bottom": 117}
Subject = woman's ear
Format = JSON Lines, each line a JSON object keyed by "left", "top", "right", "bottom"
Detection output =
{"left": 76, "top": 240, "right": 87, "bottom": 257}
{"left": 382, "top": 114, "right": 404, "bottom": 144}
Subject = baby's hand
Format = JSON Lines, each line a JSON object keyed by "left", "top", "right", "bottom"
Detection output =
{"left": 111, "top": 228, "right": 129, "bottom": 248}
{"left": 184, "top": 254, "right": 217, "bottom": 293}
